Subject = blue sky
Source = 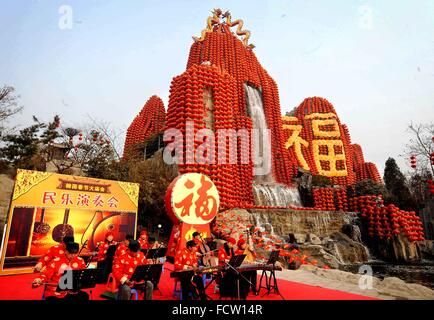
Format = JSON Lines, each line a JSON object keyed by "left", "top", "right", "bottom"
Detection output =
{"left": 1, "top": 0, "right": 433, "bottom": 174}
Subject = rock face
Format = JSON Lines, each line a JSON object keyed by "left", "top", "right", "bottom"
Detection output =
{"left": 0, "top": 174, "right": 14, "bottom": 241}
{"left": 365, "top": 233, "right": 422, "bottom": 263}
{"left": 326, "top": 232, "right": 370, "bottom": 264}
{"left": 419, "top": 240, "right": 434, "bottom": 259}
{"left": 420, "top": 197, "right": 434, "bottom": 240}
{"left": 307, "top": 233, "right": 322, "bottom": 245}
{"left": 215, "top": 208, "right": 371, "bottom": 268}
{"left": 249, "top": 208, "right": 359, "bottom": 238}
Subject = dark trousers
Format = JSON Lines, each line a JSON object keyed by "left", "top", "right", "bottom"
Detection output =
{"left": 220, "top": 272, "right": 249, "bottom": 299}
{"left": 117, "top": 281, "right": 154, "bottom": 300}
{"left": 96, "top": 259, "right": 113, "bottom": 283}
{"left": 244, "top": 270, "right": 257, "bottom": 293}
{"left": 180, "top": 275, "right": 206, "bottom": 300}
{"left": 45, "top": 291, "right": 89, "bottom": 301}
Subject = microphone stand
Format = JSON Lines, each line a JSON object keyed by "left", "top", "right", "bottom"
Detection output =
{"left": 223, "top": 260, "right": 255, "bottom": 300}
{"left": 86, "top": 242, "right": 101, "bottom": 268}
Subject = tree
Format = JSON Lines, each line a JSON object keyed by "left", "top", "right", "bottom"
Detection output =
{"left": 0, "top": 114, "right": 118, "bottom": 175}
{"left": 383, "top": 157, "right": 417, "bottom": 211}
{"left": 347, "top": 179, "right": 390, "bottom": 198}
{"left": 0, "top": 116, "right": 47, "bottom": 170}
{"left": 0, "top": 85, "right": 23, "bottom": 137}
{"left": 311, "top": 175, "right": 332, "bottom": 187}
{"left": 407, "top": 169, "right": 432, "bottom": 211}
{"left": 404, "top": 122, "right": 434, "bottom": 176}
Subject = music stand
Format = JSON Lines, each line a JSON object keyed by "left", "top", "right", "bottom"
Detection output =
{"left": 56, "top": 268, "right": 101, "bottom": 299}
{"left": 130, "top": 264, "right": 164, "bottom": 296}
{"left": 221, "top": 254, "right": 247, "bottom": 300}
{"left": 226, "top": 254, "right": 246, "bottom": 270}
{"left": 259, "top": 250, "right": 283, "bottom": 299}
{"left": 145, "top": 248, "right": 167, "bottom": 260}
{"left": 267, "top": 250, "right": 280, "bottom": 264}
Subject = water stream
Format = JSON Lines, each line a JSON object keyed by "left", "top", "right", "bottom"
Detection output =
{"left": 245, "top": 83, "right": 303, "bottom": 208}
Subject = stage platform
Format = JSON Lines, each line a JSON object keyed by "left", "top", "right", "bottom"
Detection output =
{"left": 0, "top": 263, "right": 379, "bottom": 300}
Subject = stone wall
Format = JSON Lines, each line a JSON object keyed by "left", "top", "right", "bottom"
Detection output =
{"left": 247, "top": 208, "right": 358, "bottom": 238}
{"left": 214, "top": 208, "right": 370, "bottom": 267}
{"left": 421, "top": 197, "right": 434, "bottom": 240}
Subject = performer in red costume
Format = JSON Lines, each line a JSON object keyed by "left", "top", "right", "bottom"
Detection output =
{"left": 138, "top": 230, "right": 149, "bottom": 250}
{"left": 114, "top": 234, "right": 134, "bottom": 261}
{"left": 112, "top": 240, "right": 153, "bottom": 300}
{"left": 174, "top": 240, "right": 207, "bottom": 300}
{"left": 95, "top": 231, "right": 118, "bottom": 283}
{"left": 218, "top": 237, "right": 248, "bottom": 298}
{"left": 96, "top": 232, "right": 117, "bottom": 261}
{"left": 34, "top": 236, "right": 75, "bottom": 272}
{"left": 218, "top": 237, "right": 236, "bottom": 265}
{"left": 32, "top": 242, "right": 88, "bottom": 300}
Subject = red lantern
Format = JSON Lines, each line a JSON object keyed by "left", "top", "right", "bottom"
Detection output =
{"left": 410, "top": 155, "right": 417, "bottom": 169}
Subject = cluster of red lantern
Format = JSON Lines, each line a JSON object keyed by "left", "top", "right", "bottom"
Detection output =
{"left": 428, "top": 180, "right": 434, "bottom": 194}
{"left": 165, "top": 23, "right": 300, "bottom": 209}
{"left": 123, "top": 95, "right": 166, "bottom": 157}
{"left": 186, "top": 26, "right": 293, "bottom": 188}
{"left": 410, "top": 155, "right": 417, "bottom": 169}
{"left": 165, "top": 63, "right": 256, "bottom": 209}
{"left": 334, "top": 188, "right": 348, "bottom": 211}
{"left": 282, "top": 97, "right": 382, "bottom": 187}
{"left": 351, "top": 195, "right": 425, "bottom": 242}
{"left": 292, "top": 97, "right": 357, "bottom": 186}
{"left": 312, "top": 187, "right": 336, "bottom": 211}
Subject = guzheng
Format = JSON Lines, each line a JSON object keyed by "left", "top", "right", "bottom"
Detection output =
{"left": 170, "top": 263, "right": 281, "bottom": 279}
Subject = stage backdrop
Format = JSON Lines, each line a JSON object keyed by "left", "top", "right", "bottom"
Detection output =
{"left": 0, "top": 169, "right": 139, "bottom": 275}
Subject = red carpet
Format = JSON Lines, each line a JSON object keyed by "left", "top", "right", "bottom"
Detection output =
{"left": 0, "top": 263, "right": 378, "bottom": 300}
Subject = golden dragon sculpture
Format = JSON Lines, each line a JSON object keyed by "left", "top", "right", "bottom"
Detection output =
{"left": 223, "top": 11, "right": 255, "bottom": 49}
{"left": 192, "top": 8, "right": 222, "bottom": 42}
{"left": 193, "top": 9, "right": 255, "bottom": 49}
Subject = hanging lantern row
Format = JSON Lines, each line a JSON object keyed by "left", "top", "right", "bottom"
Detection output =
{"left": 351, "top": 195, "right": 425, "bottom": 242}
{"left": 428, "top": 180, "right": 434, "bottom": 195}
{"left": 410, "top": 155, "right": 417, "bottom": 169}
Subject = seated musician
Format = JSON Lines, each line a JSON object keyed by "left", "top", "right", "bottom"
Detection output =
{"left": 95, "top": 232, "right": 118, "bottom": 283}
{"left": 138, "top": 230, "right": 149, "bottom": 250}
{"left": 112, "top": 240, "right": 154, "bottom": 300}
{"left": 96, "top": 232, "right": 117, "bottom": 262}
{"left": 32, "top": 242, "right": 89, "bottom": 300}
{"left": 193, "top": 232, "right": 217, "bottom": 267}
{"left": 34, "top": 236, "right": 75, "bottom": 272}
{"left": 174, "top": 240, "right": 207, "bottom": 301}
{"left": 217, "top": 237, "right": 246, "bottom": 298}
{"left": 235, "top": 238, "right": 257, "bottom": 294}
{"left": 218, "top": 237, "right": 236, "bottom": 266}
{"left": 192, "top": 232, "right": 205, "bottom": 265}
{"left": 114, "top": 234, "right": 134, "bottom": 260}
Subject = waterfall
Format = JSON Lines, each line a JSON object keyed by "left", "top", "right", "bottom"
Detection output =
{"left": 253, "top": 183, "right": 303, "bottom": 207}
{"left": 252, "top": 212, "right": 275, "bottom": 235}
{"left": 245, "top": 84, "right": 272, "bottom": 183}
{"left": 245, "top": 83, "right": 304, "bottom": 208}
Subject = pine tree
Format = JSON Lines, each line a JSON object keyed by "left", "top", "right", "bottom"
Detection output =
{"left": 384, "top": 157, "right": 417, "bottom": 211}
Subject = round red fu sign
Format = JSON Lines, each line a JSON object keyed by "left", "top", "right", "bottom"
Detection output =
{"left": 165, "top": 173, "right": 220, "bottom": 225}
